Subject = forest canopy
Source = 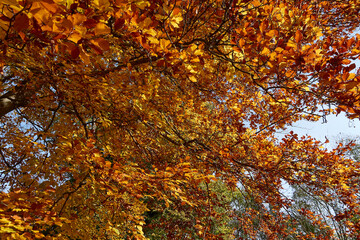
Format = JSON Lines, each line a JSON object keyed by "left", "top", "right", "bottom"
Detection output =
{"left": 1, "top": 0, "right": 360, "bottom": 239}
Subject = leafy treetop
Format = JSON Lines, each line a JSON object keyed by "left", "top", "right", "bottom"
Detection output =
{"left": 0, "top": 0, "right": 360, "bottom": 239}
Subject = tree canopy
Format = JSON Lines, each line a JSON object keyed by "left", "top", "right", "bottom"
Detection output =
{"left": 1, "top": 0, "right": 360, "bottom": 239}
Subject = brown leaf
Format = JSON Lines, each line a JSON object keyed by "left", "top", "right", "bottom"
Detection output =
{"left": 13, "top": 13, "right": 29, "bottom": 32}
{"left": 71, "top": 45, "right": 80, "bottom": 59}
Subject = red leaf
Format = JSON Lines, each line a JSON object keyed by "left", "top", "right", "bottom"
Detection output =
{"left": 114, "top": 18, "right": 125, "bottom": 30}
{"left": 71, "top": 46, "right": 80, "bottom": 59}
{"left": 83, "top": 18, "right": 98, "bottom": 28}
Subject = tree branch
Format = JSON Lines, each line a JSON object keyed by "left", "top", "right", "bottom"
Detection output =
{"left": 0, "top": 90, "right": 27, "bottom": 118}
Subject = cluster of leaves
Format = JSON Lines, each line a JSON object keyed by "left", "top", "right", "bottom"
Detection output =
{"left": 1, "top": 0, "right": 360, "bottom": 239}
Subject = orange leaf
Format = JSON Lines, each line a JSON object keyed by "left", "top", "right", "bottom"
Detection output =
{"left": 40, "top": 1, "right": 58, "bottom": 13}
{"left": 342, "top": 59, "right": 352, "bottom": 65}
{"left": 159, "top": 38, "right": 171, "bottom": 50}
{"left": 91, "top": 38, "right": 110, "bottom": 51}
{"left": 94, "top": 22, "right": 111, "bottom": 35}
{"left": 295, "top": 30, "right": 303, "bottom": 43}
{"left": 69, "top": 13, "right": 87, "bottom": 26}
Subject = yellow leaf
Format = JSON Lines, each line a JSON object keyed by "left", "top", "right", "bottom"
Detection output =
{"left": 0, "top": 218, "right": 12, "bottom": 224}
{"left": 0, "top": 227, "right": 16, "bottom": 233}
{"left": 93, "top": 0, "right": 110, "bottom": 9}
{"left": 14, "top": 225, "right": 25, "bottom": 231}
{"left": 159, "top": 38, "right": 171, "bottom": 50}
{"left": 34, "top": 232, "right": 45, "bottom": 238}
{"left": 94, "top": 23, "right": 111, "bottom": 35}
{"left": 266, "top": 30, "right": 278, "bottom": 37}
{"left": 69, "top": 13, "right": 86, "bottom": 26}
{"left": 135, "top": 0, "right": 150, "bottom": 10}
{"left": 194, "top": 49, "right": 203, "bottom": 55}
{"left": 68, "top": 32, "right": 82, "bottom": 43}
{"left": 155, "top": 14, "right": 165, "bottom": 21}
{"left": 75, "top": 25, "right": 87, "bottom": 36}
{"left": 189, "top": 75, "right": 197, "bottom": 82}
{"left": 111, "top": 227, "right": 120, "bottom": 235}
{"left": 287, "top": 40, "right": 297, "bottom": 48}
{"left": 269, "top": 52, "right": 277, "bottom": 61}
{"left": 170, "top": 15, "right": 183, "bottom": 28}
{"left": 148, "top": 36, "right": 159, "bottom": 44}
{"left": 261, "top": 47, "right": 271, "bottom": 56}
{"left": 141, "top": 17, "right": 152, "bottom": 28}
{"left": 1, "top": 0, "right": 19, "bottom": 6}
{"left": 191, "top": 57, "right": 200, "bottom": 63}
{"left": 347, "top": 73, "right": 356, "bottom": 80}
{"left": 32, "top": 8, "right": 50, "bottom": 23}
{"left": 314, "top": 27, "right": 323, "bottom": 38}
{"left": 144, "top": 28, "right": 157, "bottom": 36}
{"left": 302, "top": 86, "right": 310, "bottom": 91}
{"left": 170, "top": 21, "right": 179, "bottom": 28}
{"left": 275, "top": 47, "right": 283, "bottom": 53}
{"left": 251, "top": 0, "right": 261, "bottom": 7}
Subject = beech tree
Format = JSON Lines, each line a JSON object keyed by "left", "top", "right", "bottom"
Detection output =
{"left": 1, "top": 0, "right": 360, "bottom": 239}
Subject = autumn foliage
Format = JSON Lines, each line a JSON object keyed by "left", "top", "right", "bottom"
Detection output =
{"left": 1, "top": 0, "right": 360, "bottom": 239}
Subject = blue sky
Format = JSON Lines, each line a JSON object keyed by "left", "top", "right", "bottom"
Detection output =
{"left": 278, "top": 113, "right": 360, "bottom": 148}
